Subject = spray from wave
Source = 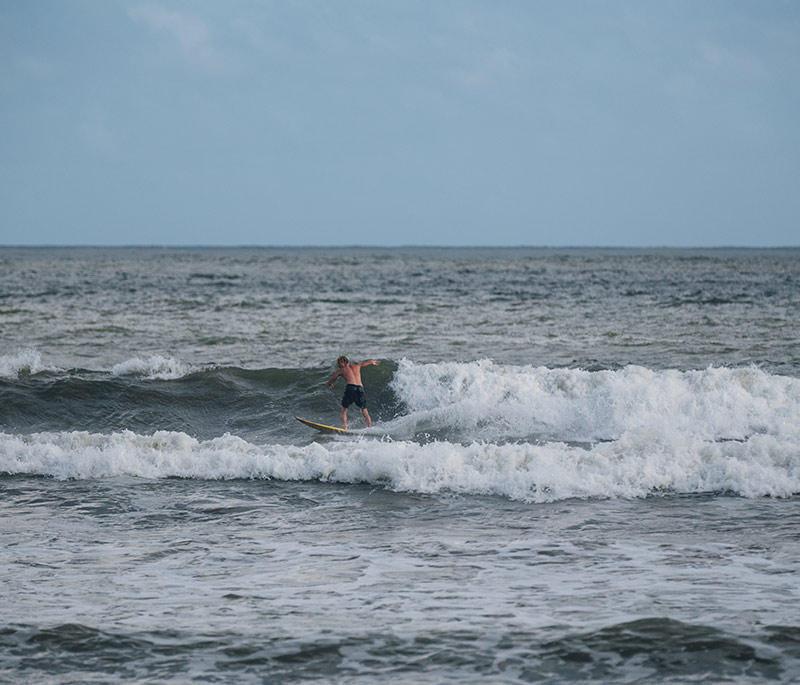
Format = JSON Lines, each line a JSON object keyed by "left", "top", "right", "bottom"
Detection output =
{"left": 0, "top": 349, "right": 62, "bottom": 379}
{"left": 111, "top": 355, "right": 193, "bottom": 380}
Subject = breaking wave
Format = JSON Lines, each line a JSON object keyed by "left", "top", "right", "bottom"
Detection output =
{"left": 1, "top": 426, "right": 797, "bottom": 502}
{"left": 2, "top": 358, "right": 799, "bottom": 501}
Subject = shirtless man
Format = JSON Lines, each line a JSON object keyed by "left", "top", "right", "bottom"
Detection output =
{"left": 327, "top": 356, "right": 380, "bottom": 429}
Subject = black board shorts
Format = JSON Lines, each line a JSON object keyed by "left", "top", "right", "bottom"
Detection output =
{"left": 342, "top": 384, "right": 367, "bottom": 409}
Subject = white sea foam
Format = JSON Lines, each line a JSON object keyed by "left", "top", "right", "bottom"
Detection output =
{"left": 389, "top": 359, "right": 800, "bottom": 444}
{"left": 111, "top": 355, "right": 192, "bottom": 380}
{"left": 1, "top": 427, "right": 798, "bottom": 501}
{"left": 0, "top": 349, "right": 61, "bottom": 378}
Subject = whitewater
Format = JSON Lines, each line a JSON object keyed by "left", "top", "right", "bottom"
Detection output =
{"left": 2, "top": 247, "right": 799, "bottom": 682}
{"left": 3, "top": 360, "right": 799, "bottom": 502}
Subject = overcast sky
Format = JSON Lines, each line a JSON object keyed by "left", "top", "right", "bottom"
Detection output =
{"left": 1, "top": 0, "right": 798, "bottom": 246}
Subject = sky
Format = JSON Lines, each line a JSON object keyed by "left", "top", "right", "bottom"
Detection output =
{"left": 1, "top": 0, "right": 798, "bottom": 247}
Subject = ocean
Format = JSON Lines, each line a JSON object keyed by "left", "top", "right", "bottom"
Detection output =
{"left": 1, "top": 246, "right": 799, "bottom": 683}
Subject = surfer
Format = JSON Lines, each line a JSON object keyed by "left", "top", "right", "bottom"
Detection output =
{"left": 327, "top": 356, "right": 380, "bottom": 429}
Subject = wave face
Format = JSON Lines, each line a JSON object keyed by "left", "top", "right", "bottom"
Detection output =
{"left": 2, "top": 357, "right": 798, "bottom": 502}
{"left": 0, "top": 353, "right": 401, "bottom": 440}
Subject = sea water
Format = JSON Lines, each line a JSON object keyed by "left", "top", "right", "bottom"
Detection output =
{"left": 1, "top": 247, "right": 799, "bottom": 683}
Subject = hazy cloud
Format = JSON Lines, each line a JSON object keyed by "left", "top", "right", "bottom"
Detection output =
{"left": 699, "top": 43, "right": 766, "bottom": 81}
{"left": 127, "top": 2, "right": 233, "bottom": 73}
{"left": 13, "top": 54, "right": 58, "bottom": 79}
{"left": 81, "top": 110, "right": 123, "bottom": 158}
{"left": 450, "top": 47, "right": 525, "bottom": 89}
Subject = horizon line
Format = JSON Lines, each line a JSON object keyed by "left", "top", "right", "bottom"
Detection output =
{"left": 2, "top": 244, "right": 798, "bottom": 250}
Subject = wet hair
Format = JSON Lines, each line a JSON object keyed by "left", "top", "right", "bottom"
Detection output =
{"left": 337, "top": 355, "right": 349, "bottom": 366}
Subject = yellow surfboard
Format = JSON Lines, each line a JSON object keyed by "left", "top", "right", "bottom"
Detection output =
{"left": 295, "top": 416, "right": 352, "bottom": 434}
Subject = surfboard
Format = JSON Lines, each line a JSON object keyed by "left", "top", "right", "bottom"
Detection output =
{"left": 295, "top": 416, "right": 352, "bottom": 434}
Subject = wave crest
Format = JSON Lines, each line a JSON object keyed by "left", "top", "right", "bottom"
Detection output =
{"left": 0, "top": 349, "right": 61, "bottom": 378}
{"left": 111, "top": 356, "right": 192, "bottom": 380}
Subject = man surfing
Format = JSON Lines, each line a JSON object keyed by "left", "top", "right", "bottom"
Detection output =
{"left": 327, "top": 356, "right": 380, "bottom": 429}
